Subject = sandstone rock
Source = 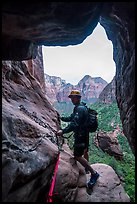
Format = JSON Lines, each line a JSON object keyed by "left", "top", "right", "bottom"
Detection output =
{"left": 77, "top": 75, "right": 108, "bottom": 101}
{"left": 23, "top": 46, "right": 45, "bottom": 92}
{"left": 98, "top": 76, "right": 116, "bottom": 104}
{"left": 44, "top": 73, "right": 66, "bottom": 104}
{"left": 94, "top": 131, "right": 123, "bottom": 160}
{"left": 2, "top": 60, "right": 61, "bottom": 202}
{"left": 53, "top": 144, "right": 92, "bottom": 202}
{"left": 100, "top": 3, "right": 135, "bottom": 154}
{"left": 2, "top": 2, "right": 103, "bottom": 59}
{"left": 85, "top": 163, "right": 130, "bottom": 202}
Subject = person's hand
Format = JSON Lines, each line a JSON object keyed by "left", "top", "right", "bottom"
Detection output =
{"left": 59, "top": 116, "right": 63, "bottom": 121}
{"left": 56, "top": 130, "right": 63, "bottom": 136}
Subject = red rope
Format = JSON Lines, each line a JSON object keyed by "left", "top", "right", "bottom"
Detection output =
{"left": 46, "top": 153, "right": 60, "bottom": 202}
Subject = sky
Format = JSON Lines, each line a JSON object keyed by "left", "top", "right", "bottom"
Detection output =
{"left": 42, "top": 23, "right": 116, "bottom": 85}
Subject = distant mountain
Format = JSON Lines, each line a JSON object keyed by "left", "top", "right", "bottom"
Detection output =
{"left": 76, "top": 75, "right": 108, "bottom": 103}
{"left": 98, "top": 76, "right": 116, "bottom": 104}
{"left": 44, "top": 74, "right": 66, "bottom": 103}
{"left": 44, "top": 73, "right": 108, "bottom": 104}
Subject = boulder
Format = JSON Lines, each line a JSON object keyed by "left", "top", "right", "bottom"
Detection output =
{"left": 94, "top": 131, "right": 123, "bottom": 160}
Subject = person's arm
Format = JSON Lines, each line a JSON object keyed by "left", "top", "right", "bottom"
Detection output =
{"left": 62, "top": 106, "right": 85, "bottom": 134}
{"left": 60, "top": 113, "right": 74, "bottom": 122}
{"left": 57, "top": 113, "right": 75, "bottom": 136}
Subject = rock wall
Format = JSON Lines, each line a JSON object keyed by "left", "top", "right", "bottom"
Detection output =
{"left": 2, "top": 2, "right": 103, "bottom": 60}
{"left": 2, "top": 60, "right": 61, "bottom": 202}
{"left": 98, "top": 76, "right": 116, "bottom": 104}
{"left": 99, "top": 2, "right": 135, "bottom": 154}
{"left": 23, "top": 46, "right": 45, "bottom": 92}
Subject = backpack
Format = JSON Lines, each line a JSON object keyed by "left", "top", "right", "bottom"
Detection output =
{"left": 86, "top": 107, "right": 98, "bottom": 133}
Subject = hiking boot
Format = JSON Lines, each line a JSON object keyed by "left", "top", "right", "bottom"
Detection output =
{"left": 87, "top": 172, "right": 100, "bottom": 188}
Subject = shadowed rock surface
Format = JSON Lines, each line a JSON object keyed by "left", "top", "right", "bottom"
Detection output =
{"left": 2, "top": 59, "right": 60, "bottom": 202}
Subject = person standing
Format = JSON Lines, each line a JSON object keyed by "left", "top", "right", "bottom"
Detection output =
{"left": 56, "top": 90, "right": 99, "bottom": 188}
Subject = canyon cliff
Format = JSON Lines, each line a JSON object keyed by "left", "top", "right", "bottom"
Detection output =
{"left": 98, "top": 76, "right": 116, "bottom": 104}
{"left": 44, "top": 73, "right": 108, "bottom": 104}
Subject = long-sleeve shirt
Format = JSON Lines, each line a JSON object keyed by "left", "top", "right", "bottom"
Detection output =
{"left": 61, "top": 102, "right": 88, "bottom": 136}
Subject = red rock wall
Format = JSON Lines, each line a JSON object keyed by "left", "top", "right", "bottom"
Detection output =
{"left": 100, "top": 2, "right": 135, "bottom": 154}
{"left": 98, "top": 77, "right": 116, "bottom": 104}
{"left": 23, "top": 46, "right": 45, "bottom": 92}
{"left": 2, "top": 59, "right": 60, "bottom": 202}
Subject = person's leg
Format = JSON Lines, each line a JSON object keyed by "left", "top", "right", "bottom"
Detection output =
{"left": 73, "top": 144, "right": 95, "bottom": 175}
{"left": 84, "top": 132, "right": 89, "bottom": 161}
{"left": 75, "top": 155, "right": 100, "bottom": 188}
{"left": 83, "top": 148, "right": 89, "bottom": 161}
{"left": 74, "top": 155, "right": 96, "bottom": 176}
{"left": 74, "top": 145, "right": 99, "bottom": 188}
{"left": 83, "top": 148, "right": 90, "bottom": 173}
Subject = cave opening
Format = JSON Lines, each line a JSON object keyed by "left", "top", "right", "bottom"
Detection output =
{"left": 42, "top": 22, "right": 116, "bottom": 112}
{"left": 42, "top": 22, "right": 116, "bottom": 86}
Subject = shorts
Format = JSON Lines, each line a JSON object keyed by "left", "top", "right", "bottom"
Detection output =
{"left": 74, "top": 143, "right": 86, "bottom": 157}
{"left": 73, "top": 132, "right": 89, "bottom": 157}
